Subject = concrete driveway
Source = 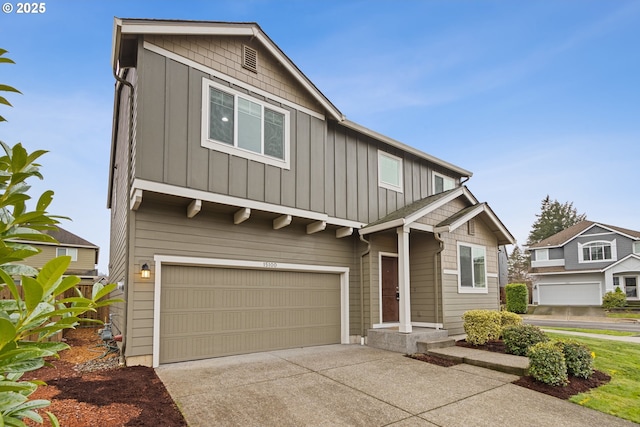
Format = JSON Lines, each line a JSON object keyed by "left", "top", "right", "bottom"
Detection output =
{"left": 156, "top": 344, "right": 635, "bottom": 427}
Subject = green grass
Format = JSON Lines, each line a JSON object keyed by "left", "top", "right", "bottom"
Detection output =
{"left": 542, "top": 327, "right": 637, "bottom": 337}
{"left": 546, "top": 332, "right": 640, "bottom": 423}
{"left": 606, "top": 312, "right": 640, "bottom": 319}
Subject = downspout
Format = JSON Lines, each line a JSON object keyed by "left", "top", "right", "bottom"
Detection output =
{"left": 359, "top": 232, "right": 371, "bottom": 345}
{"left": 433, "top": 232, "right": 445, "bottom": 329}
{"left": 112, "top": 61, "right": 134, "bottom": 367}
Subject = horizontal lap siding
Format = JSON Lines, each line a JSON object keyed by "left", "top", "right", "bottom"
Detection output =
{"left": 127, "top": 200, "right": 359, "bottom": 358}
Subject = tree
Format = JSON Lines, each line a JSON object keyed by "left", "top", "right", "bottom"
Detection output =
{"left": 0, "top": 49, "right": 21, "bottom": 123}
{"left": 0, "top": 50, "right": 119, "bottom": 426}
{"left": 527, "top": 195, "right": 586, "bottom": 245}
{"left": 507, "top": 244, "right": 530, "bottom": 284}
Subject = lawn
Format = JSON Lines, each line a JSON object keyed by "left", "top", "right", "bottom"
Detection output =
{"left": 606, "top": 312, "right": 640, "bottom": 319}
{"left": 546, "top": 332, "right": 640, "bottom": 424}
{"left": 542, "top": 327, "right": 637, "bottom": 337}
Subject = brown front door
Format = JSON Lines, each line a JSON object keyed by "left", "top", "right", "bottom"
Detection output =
{"left": 381, "top": 256, "right": 399, "bottom": 322}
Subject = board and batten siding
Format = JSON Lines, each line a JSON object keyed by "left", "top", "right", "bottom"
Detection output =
{"left": 134, "top": 47, "right": 449, "bottom": 227}
{"left": 409, "top": 233, "right": 440, "bottom": 324}
{"left": 126, "top": 199, "right": 360, "bottom": 358}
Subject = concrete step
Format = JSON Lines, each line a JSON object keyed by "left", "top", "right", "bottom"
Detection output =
{"left": 427, "top": 346, "right": 529, "bottom": 376}
{"left": 416, "top": 338, "right": 455, "bottom": 353}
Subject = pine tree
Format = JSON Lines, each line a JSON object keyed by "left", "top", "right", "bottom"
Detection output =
{"left": 527, "top": 195, "right": 586, "bottom": 245}
{"left": 507, "top": 245, "right": 530, "bottom": 284}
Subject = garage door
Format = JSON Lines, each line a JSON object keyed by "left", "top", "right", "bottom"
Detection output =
{"left": 538, "top": 283, "right": 601, "bottom": 305}
{"left": 159, "top": 265, "right": 341, "bottom": 364}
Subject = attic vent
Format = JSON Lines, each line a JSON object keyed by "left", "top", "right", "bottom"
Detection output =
{"left": 468, "top": 219, "right": 476, "bottom": 236}
{"left": 242, "top": 45, "right": 258, "bottom": 73}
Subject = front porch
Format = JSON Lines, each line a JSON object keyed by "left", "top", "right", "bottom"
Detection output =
{"left": 367, "top": 327, "right": 449, "bottom": 354}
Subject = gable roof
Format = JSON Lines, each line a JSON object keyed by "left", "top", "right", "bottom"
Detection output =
{"left": 529, "top": 220, "right": 640, "bottom": 249}
{"left": 360, "top": 186, "right": 515, "bottom": 245}
{"left": 46, "top": 227, "right": 99, "bottom": 249}
{"left": 112, "top": 18, "right": 344, "bottom": 122}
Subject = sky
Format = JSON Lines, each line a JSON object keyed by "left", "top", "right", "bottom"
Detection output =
{"left": 1, "top": 0, "right": 638, "bottom": 274}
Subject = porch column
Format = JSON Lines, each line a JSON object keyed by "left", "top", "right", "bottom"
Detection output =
{"left": 397, "top": 226, "right": 412, "bottom": 333}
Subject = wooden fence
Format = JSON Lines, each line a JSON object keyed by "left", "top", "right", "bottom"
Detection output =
{"left": 0, "top": 283, "right": 110, "bottom": 341}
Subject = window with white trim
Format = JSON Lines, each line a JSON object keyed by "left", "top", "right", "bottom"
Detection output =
{"left": 634, "top": 241, "right": 640, "bottom": 255}
{"left": 433, "top": 172, "right": 455, "bottom": 194}
{"left": 578, "top": 240, "right": 616, "bottom": 263}
{"left": 535, "top": 249, "right": 549, "bottom": 261}
{"left": 378, "top": 151, "right": 403, "bottom": 192}
{"left": 202, "top": 78, "right": 290, "bottom": 169}
{"left": 56, "top": 247, "right": 78, "bottom": 262}
{"left": 458, "top": 243, "right": 487, "bottom": 293}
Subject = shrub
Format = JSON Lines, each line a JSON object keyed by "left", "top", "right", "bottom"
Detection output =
{"left": 502, "top": 324, "right": 548, "bottom": 356}
{"left": 500, "top": 311, "right": 523, "bottom": 329}
{"left": 602, "top": 287, "right": 627, "bottom": 309}
{"left": 527, "top": 341, "right": 568, "bottom": 386}
{"left": 462, "top": 310, "right": 501, "bottom": 345}
{"left": 505, "top": 283, "right": 528, "bottom": 314}
{"left": 556, "top": 340, "right": 594, "bottom": 379}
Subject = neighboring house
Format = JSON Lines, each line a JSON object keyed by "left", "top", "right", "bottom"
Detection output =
{"left": 528, "top": 220, "right": 640, "bottom": 305}
{"left": 108, "top": 18, "right": 515, "bottom": 367}
{"left": 13, "top": 226, "right": 100, "bottom": 286}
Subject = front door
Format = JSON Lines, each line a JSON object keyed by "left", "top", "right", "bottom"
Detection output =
{"left": 625, "top": 277, "right": 638, "bottom": 298}
{"left": 381, "top": 256, "right": 399, "bottom": 322}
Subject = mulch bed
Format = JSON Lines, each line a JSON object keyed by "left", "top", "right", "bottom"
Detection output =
{"left": 408, "top": 339, "right": 611, "bottom": 400}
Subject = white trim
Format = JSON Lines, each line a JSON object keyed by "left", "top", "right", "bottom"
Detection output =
{"left": 378, "top": 252, "right": 398, "bottom": 325}
{"left": 152, "top": 254, "right": 350, "bottom": 368}
{"left": 536, "top": 248, "right": 549, "bottom": 262}
{"left": 409, "top": 223, "right": 434, "bottom": 233}
{"left": 202, "top": 77, "right": 291, "bottom": 170}
{"left": 443, "top": 269, "right": 458, "bottom": 276}
{"left": 377, "top": 150, "right": 403, "bottom": 193}
{"left": 187, "top": 199, "right": 202, "bottom": 218}
{"left": 534, "top": 222, "right": 640, "bottom": 250}
{"left": 457, "top": 242, "right": 488, "bottom": 294}
{"left": 144, "top": 42, "right": 327, "bottom": 121}
{"left": 434, "top": 204, "right": 485, "bottom": 233}
{"left": 373, "top": 322, "right": 444, "bottom": 329}
{"left": 531, "top": 269, "right": 601, "bottom": 276}
{"left": 131, "top": 178, "right": 366, "bottom": 229}
{"left": 633, "top": 241, "right": 640, "bottom": 255}
{"left": 233, "top": 207, "right": 251, "bottom": 224}
{"left": 578, "top": 239, "right": 617, "bottom": 264}
{"left": 397, "top": 228, "right": 412, "bottom": 333}
{"left": 487, "top": 273, "right": 499, "bottom": 278}
{"left": 531, "top": 259, "right": 565, "bottom": 268}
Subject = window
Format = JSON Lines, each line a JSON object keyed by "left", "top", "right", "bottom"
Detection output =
{"left": 433, "top": 172, "right": 455, "bottom": 194}
{"left": 580, "top": 241, "right": 614, "bottom": 262}
{"left": 56, "top": 247, "right": 78, "bottom": 262}
{"left": 378, "top": 151, "right": 403, "bottom": 192}
{"left": 625, "top": 277, "right": 638, "bottom": 298}
{"left": 535, "top": 249, "right": 549, "bottom": 261}
{"left": 458, "top": 243, "right": 487, "bottom": 293}
{"left": 634, "top": 242, "right": 640, "bottom": 255}
{"left": 202, "top": 78, "right": 290, "bottom": 169}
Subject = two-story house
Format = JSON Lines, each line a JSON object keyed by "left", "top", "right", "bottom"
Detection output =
{"left": 108, "top": 18, "right": 514, "bottom": 367}
{"left": 529, "top": 220, "right": 640, "bottom": 305}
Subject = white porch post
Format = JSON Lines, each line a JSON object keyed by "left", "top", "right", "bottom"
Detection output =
{"left": 397, "top": 226, "right": 412, "bottom": 333}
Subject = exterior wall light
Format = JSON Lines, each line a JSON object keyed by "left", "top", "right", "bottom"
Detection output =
{"left": 141, "top": 263, "right": 151, "bottom": 279}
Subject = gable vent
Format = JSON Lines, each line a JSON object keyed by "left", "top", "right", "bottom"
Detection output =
{"left": 468, "top": 219, "right": 476, "bottom": 236}
{"left": 242, "top": 45, "right": 258, "bottom": 73}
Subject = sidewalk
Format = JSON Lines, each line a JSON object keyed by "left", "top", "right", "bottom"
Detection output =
{"left": 539, "top": 329, "right": 640, "bottom": 344}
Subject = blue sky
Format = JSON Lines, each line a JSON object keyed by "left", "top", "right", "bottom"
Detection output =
{"left": 1, "top": 0, "right": 639, "bottom": 273}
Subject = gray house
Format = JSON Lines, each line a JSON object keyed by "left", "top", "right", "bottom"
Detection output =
{"left": 108, "top": 18, "right": 514, "bottom": 367}
{"left": 529, "top": 220, "right": 640, "bottom": 305}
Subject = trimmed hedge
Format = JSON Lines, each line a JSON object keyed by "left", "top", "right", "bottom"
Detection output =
{"left": 462, "top": 310, "right": 502, "bottom": 345}
{"left": 528, "top": 341, "right": 568, "bottom": 386}
{"left": 500, "top": 311, "right": 523, "bottom": 329}
{"left": 556, "top": 340, "right": 594, "bottom": 379}
{"left": 502, "top": 324, "right": 548, "bottom": 356}
{"left": 505, "top": 283, "right": 528, "bottom": 314}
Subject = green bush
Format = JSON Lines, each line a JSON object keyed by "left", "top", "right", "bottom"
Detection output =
{"left": 462, "top": 310, "right": 502, "bottom": 345}
{"left": 527, "top": 341, "right": 568, "bottom": 386}
{"left": 500, "top": 311, "right": 523, "bottom": 329}
{"left": 556, "top": 340, "right": 594, "bottom": 379}
{"left": 505, "top": 283, "right": 528, "bottom": 314}
{"left": 502, "top": 324, "right": 549, "bottom": 356}
{"left": 602, "top": 287, "right": 627, "bottom": 309}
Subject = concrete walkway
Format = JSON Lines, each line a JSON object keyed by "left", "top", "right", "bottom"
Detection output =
{"left": 156, "top": 344, "right": 636, "bottom": 426}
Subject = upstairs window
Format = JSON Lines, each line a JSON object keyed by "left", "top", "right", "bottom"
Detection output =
{"left": 458, "top": 243, "right": 487, "bottom": 293}
{"left": 433, "top": 172, "right": 455, "bottom": 194}
{"left": 378, "top": 151, "right": 403, "bottom": 192}
{"left": 579, "top": 240, "right": 616, "bottom": 263}
{"left": 202, "top": 78, "right": 290, "bottom": 169}
{"left": 634, "top": 242, "right": 640, "bottom": 255}
{"left": 56, "top": 247, "right": 78, "bottom": 262}
{"left": 535, "top": 249, "right": 549, "bottom": 261}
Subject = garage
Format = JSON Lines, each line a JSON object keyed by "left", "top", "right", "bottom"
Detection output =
{"left": 537, "top": 282, "right": 602, "bottom": 306}
{"left": 158, "top": 264, "right": 342, "bottom": 364}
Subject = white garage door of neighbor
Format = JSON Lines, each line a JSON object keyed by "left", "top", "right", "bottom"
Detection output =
{"left": 159, "top": 265, "right": 342, "bottom": 364}
{"left": 538, "top": 283, "right": 601, "bottom": 306}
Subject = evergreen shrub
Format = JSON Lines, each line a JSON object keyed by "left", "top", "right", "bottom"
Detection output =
{"left": 505, "top": 283, "right": 528, "bottom": 313}
{"left": 502, "top": 324, "right": 548, "bottom": 356}
{"left": 556, "top": 340, "right": 594, "bottom": 379}
{"left": 602, "top": 287, "right": 627, "bottom": 309}
{"left": 527, "top": 341, "right": 568, "bottom": 386}
{"left": 462, "top": 310, "right": 501, "bottom": 345}
{"left": 500, "top": 311, "right": 523, "bottom": 329}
